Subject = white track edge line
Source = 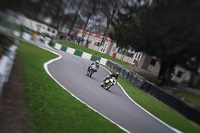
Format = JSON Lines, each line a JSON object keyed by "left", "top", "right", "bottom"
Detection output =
{"left": 43, "top": 41, "right": 181, "bottom": 133}
{"left": 40, "top": 42, "right": 131, "bottom": 133}
{"left": 101, "top": 65, "right": 182, "bottom": 133}
{"left": 41, "top": 41, "right": 181, "bottom": 133}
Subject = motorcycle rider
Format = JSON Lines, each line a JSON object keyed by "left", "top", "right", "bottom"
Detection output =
{"left": 88, "top": 60, "right": 100, "bottom": 72}
{"left": 102, "top": 72, "right": 119, "bottom": 85}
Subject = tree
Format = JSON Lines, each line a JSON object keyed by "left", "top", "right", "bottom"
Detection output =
{"left": 100, "top": 0, "right": 123, "bottom": 35}
{"left": 81, "top": 0, "right": 99, "bottom": 30}
{"left": 67, "top": 0, "right": 83, "bottom": 36}
{"left": 110, "top": 0, "right": 200, "bottom": 86}
{"left": 37, "top": 0, "right": 68, "bottom": 29}
{"left": 89, "top": 16, "right": 106, "bottom": 35}
{"left": 0, "top": 0, "right": 24, "bottom": 11}
{"left": 0, "top": 0, "right": 42, "bottom": 18}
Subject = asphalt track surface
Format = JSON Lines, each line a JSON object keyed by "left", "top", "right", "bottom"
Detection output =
{"left": 34, "top": 39, "right": 176, "bottom": 133}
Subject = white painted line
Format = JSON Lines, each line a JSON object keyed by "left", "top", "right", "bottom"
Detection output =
{"left": 101, "top": 65, "right": 182, "bottom": 133}
{"left": 42, "top": 42, "right": 181, "bottom": 133}
{"left": 41, "top": 42, "right": 130, "bottom": 133}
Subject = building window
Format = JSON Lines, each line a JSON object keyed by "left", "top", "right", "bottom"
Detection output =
{"left": 83, "top": 37, "right": 87, "bottom": 42}
{"left": 126, "top": 52, "right": 134, "bottom": 58}
{"left": 117, "top": 48, "right": 125, "bottom": 54}
{"left": 176, "top": 71, "right": 183, "bottom": 78}
{"left": 135, "top": 53, "right": 139, "bottom": 59}
{"left": 94, "top": 40, "right": 101, "bottom": 46}
{"left": 102, "top": 43, "right": 107, "bottom": 48}
{"left": 101, "top": 48, "right": 105, "bottom": 53}
{"left": 126, "top": 50, "right": 134, "bottom": 58}
{"left": 47, "top": 28, "right": 50, "bottom": 31}
{"left": 89, "top": 39, "right": 92, "bottom": 43}
{"left": 150, "top": 59, "right": 157, "bottom": 66}
{"left": 52, "top": 30, "right": 55, "bottom": 33}
{"left": 137, "top": 54, "right": 141, "bottom": 60}
{"left": 112, "top": 46, "right": 116, "bottom": 52}
{"left": 134, "top": 53, "right": 141, "bottom": 60}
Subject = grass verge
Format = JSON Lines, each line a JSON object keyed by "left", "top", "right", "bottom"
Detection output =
{"left": 102, "top": 66, "right": 200, "bottom": 133}
{"left": 18, "top": 41, "right": 124, "bottom": 133}
{"left": 53, "top": 40, "right": 134, "bottom": 70}
{"left": 177, "top": 92, "right": 200, "bottom": 108}
{"left": 53, "top": 40, "right": 200, "bottom": 109}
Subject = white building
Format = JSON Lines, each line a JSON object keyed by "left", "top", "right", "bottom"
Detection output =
{"left": 1, "top": 10, "right": 58, "bottom": 37}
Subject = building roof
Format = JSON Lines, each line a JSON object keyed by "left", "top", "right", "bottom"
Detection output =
{"left": 77, "top": 29, "right": 112, "bottom": 41}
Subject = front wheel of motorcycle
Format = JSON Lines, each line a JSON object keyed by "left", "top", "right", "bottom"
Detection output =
{"left": 89, "top": 70, "right": 92, "bottom": 77}
{"left": 105, "top": 83, "right": 112, "bottom": 90}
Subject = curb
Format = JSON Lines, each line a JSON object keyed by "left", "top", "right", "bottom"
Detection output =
{"left": 49, "top": 42, "right": 108, "bottom": 65}
{"left": 47, "top": 41, "right": 182, "bottom": 133}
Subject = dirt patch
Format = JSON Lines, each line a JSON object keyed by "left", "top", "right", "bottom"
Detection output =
{"left": 0, "top": 55, "right": 31, "bottom": 133}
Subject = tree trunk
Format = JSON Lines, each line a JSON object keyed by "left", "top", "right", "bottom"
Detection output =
{"left": 98, "top": 20, "right": 111, "bottom": 51}
{"left": 81, "top": 13, "right": 92, "bottom": 45}
{"left": 68, "top": 11, "right": 78, "bottom": 36}
{"left": 100, "top": 8, "right": 116, "bottom": 46}
{"left": 158, "top": 60, "right": 177, "bottom": 86}
{"left": 83, "top": 13, "right": 92, "bottom": 30}
{"left": 67, "top": 1, "right": 83, "bottom": 36}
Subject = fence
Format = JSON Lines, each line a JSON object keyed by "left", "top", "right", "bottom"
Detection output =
{"left": 105, "top": 60, "right": 200, "bottom": 125}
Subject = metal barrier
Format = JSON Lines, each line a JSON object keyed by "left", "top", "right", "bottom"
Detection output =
{"left": 105, "top": 60, "right": 200, "bottom": 125}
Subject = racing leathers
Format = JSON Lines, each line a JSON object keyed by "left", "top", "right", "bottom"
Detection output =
{"left": 88, "top": 62, "right": 99, "bottom": 72}
{"left": 104, "top": 73, "right": 118, "bottom": 83}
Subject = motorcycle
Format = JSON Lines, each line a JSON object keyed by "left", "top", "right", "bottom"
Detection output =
{"left": 101, "top": 77, "right": 117, "bottom": 90}
{"left": 87, "top": 65, "right": 97, "bottom": 77}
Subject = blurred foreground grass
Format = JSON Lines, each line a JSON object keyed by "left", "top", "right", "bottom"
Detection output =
{"left": 18, "top": 41, "right": 124, "bottom": 133}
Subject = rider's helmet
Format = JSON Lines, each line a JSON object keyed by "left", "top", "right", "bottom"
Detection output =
{"left": 96, "top": 60, "right": 100, "bottom": 64}
{"left": 115, "top": 72, "right": 119, "bottom": 77}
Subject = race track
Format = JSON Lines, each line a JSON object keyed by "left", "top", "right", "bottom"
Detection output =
{"left": 34, "top": 39, "right": 176, "bottom": 133}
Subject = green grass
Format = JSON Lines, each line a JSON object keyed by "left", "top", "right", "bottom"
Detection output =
{"left": 53, "top": 40, "right": 200, "bottom": 108}
{"left": 177, "top": 92, "right": 200, "bottom": 108}
{"left": 35, "top": 32, "right": 42, "bottom": 36}
{"left": 0, "top": 20, "right": 18, "bottom": 30}
{"left": 52, "top": 40, "right": 159, "bottom": 85}
{"left": 18, "top": 41, "right": 124, "bottom": 133}
{"left": 18, "top": 40, "right": 200, "bottom": 133}
{"left": 14, "top": 25, "right": 22, "bottom": 31}
{"left": 0, "top": 20, "right": 12, "bottom": 28}
{"left": 103, "top": 66, "right": 200, "bottom": 133}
